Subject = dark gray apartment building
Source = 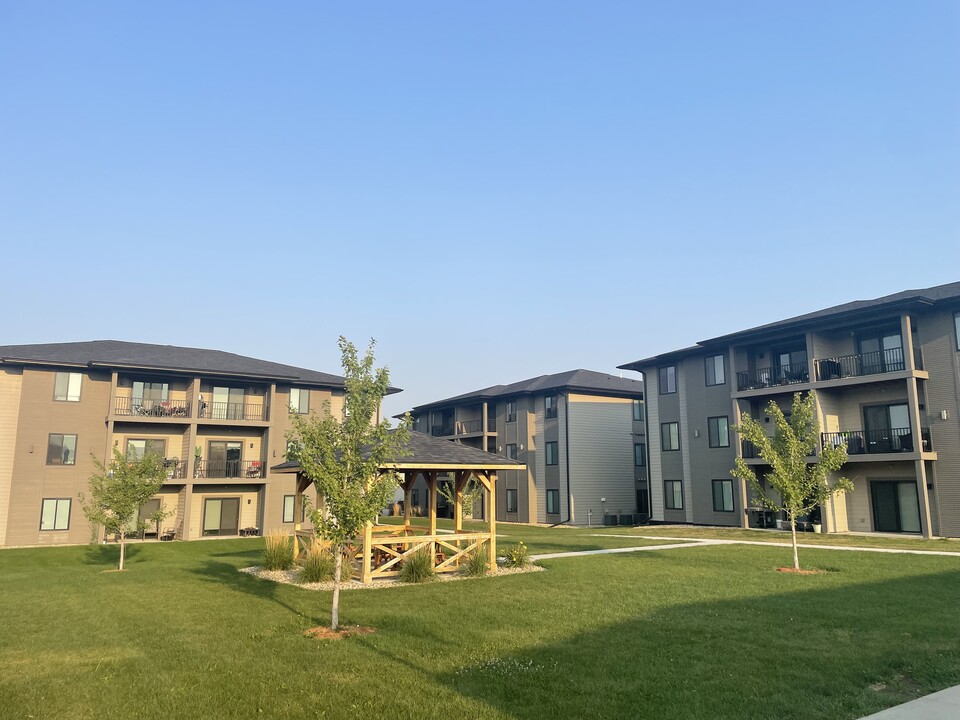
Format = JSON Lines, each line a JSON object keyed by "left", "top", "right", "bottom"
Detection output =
{"left": 619, "top": 281, "right": 960, "bottom": 538}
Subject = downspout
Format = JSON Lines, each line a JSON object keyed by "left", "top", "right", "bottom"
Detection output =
{"left": 563, "top": 393, "right": 572, "bottom": 525}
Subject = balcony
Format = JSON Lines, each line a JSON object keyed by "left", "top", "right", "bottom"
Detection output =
{"left": 736, "top": 363, "right": 810, "bottom": 392}
{"left": 821, "top": 427, "right": 932, "bottom": 455}
{"left": 114, "top": 397, "right": 191, "bottom": 418}
{"left": 195, "top": 460, "right": 265, "bottom": 479}
{"left": 814, "top": 347, "right": 916, "bottom": 381}
{"left": 741, "top": 440, "right": 759, "bottom": 459}
{"left": 431, "top": 425, "right": 453, "bottom": 437}
{"left": 198, "top": 401, "right": 267, "bottom": 422}
{"left": 487, "top": 418, "right": 497, "bottom": 432}
{"left": 162, "top": 459, "right": 187, "bottom": 480}
{"left": 456, "top": 419, "right": 483, "bottom": 434}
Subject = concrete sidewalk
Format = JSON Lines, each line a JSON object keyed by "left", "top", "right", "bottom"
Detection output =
{"left": 858, "top": 685, "right": 960, "bottom": 719}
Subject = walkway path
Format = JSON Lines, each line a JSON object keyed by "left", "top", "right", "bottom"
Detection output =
{"left": 857, "top": 684, "right": 960, "bottom": 719}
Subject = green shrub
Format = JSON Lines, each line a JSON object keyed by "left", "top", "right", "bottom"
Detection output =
{"left": 503, "top": 541, "right": 528, "bottom": 568}
{"left": 297, "top": 541, "right": 336, "bottom": 583}
{"left": 263, "top": 530, "right": 294, "bottom": 571}
{"left": 398, "top": 546, "right": 436, "bottom": 583}
{"left": 460, "top": 546, "right": 489, "bottom": 577}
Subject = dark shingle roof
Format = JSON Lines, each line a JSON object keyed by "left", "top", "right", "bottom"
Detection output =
{"left": 618, "top": 280, "right": 960, "bottom": 371}
{"left": 404, "top": 369, "right": 643, "bottom": 414}
{"left": 0, "top": 340, "right": 400, "bottom": 391}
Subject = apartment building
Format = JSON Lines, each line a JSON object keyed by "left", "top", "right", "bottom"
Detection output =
{"left": 618, "top": 281, "right": 960, "bottom": 538}
{"left": 403, "top": 370, "right": 646, "bottom": 525}
{"left": 0, "top": 341, "right": 393, "bottom": 546}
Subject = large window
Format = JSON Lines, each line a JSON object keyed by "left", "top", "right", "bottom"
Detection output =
{"left": 545, "top": 395, "right": 558, "bottom": 419}
{"left": 506, "top": 400, "right": 517, "bottom": 423}
{"left": 634, "top": 443, "right": 646, "bottom": 467}
{"left": 54, "top": 372, "right": 82, "bottom": 402}
{"left": 705, "top": 355, "right": 725, "bottom": 386}
{"left": 283, "top": 495, "right": 295, "bottom": 523}
{"left": 545, "top": 441, "right": 558, "bottom": 466}
{"left": 289, "top": 388, "right": 310, "bottom": 414}
{"left": 506, "top": 489, "right": 518, "bottom": 513}
{"left": 506, "top": 444, "right": 518, "bottom": 460}
{"left": 712, "top": 479, "right": 734, "bottom": 512}
{"left": 633, "top": 399, "right": 645, "bottom": 422}
{"left": 126, "top": 438, "right": 165, "bottom": 460}
{"left": 664, "top": 480, "right": 683, "bottom": 510}
{"left": 661, "top": 422, "right": 680, "bottom": 451}
{"left": 659, "top": 366, "right": 677, "bottom": 394}
{"left": 47, "top": 434, "right": 77, "bottom": 465}
{"left": 546, "top": 489, "right": 560, "bottom": 515}
{"left": 708, "top": 416, "right": 730, "bottom": 448}
{"left": 40, "top": 498, "right": 71, "bottom": 530}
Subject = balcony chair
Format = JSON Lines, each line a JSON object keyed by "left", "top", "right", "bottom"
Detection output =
{"left": 246, "top": 461, "right": 263, "bottom": 478}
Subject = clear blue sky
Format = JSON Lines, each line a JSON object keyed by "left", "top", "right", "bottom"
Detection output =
{"left": 1, "top": 1, "right": 958, "bottom": 417}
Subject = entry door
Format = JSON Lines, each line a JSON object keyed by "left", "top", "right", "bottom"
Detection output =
{"left": 870, "top": 481, "right": 921, "bottom": 533}
{"left": 208, "top": 441, "right": 243, "bottom": 478}
{"left": 202, "top": 497, "right": 241, "bottom": 536}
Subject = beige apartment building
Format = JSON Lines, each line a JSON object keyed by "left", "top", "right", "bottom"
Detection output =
{"left": 403, "top": 370, "right": 646, "bottom": 526}
{"left": 619, "top": 281, "right": 960, "bottom": 538}
{"left": 0, "top": 341, "right": 390, "bottom": 546}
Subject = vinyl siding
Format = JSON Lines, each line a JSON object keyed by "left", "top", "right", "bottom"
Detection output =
{"left": 0, "top": 368, "right": 24, "bottom": 543}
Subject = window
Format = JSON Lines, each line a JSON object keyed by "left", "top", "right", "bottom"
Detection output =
{"left": 506, "top": 400, "right": 517, "bottom": 423}
{"left": 634, "top": 443, "right": 646, "bottom": 467}
{"left": 955, "top": 312, "right": 960, "bottom": 350}
{"left": 506, "top": 489, "right": 518, "bottom": 513}
{"left": 661, "top": 422, "right": 680, "bottom": 451}
{"left": 283, "top": 495, "right": 295, "bottom": 523}
{"left": 40, "top": 498, "right": 71, "bottom": 530}
{"left": 633, "top": 399, "right": 645, "bottom": 422}
{"left": 664, "top": 480, "right": 683, "bottom": 510}
{"left": 705, "top": 354, "right": 725, "bottom": 386}
{"left": 545, "top": 441, "right": 558, "bottom": 465}
{"left": 47, "top": 434, "right": 77, "bottom": 465}
{"left": 707, "top": 416, "right": 730, "bottom": 448}
{"left": 54, "top": 372, "right": 82, "bottom": 402}
{"left": 126, "top": 438, "right": 166, "bottom": 460}
{"left": 659, "top": 366, "right": 677, "bottom": 394}
{"left": 546, "top": 489, "right": 560, "bottom": 515}
{"left": 289, "top": 388, "right": 310, "bottom": 414}
{"left": 506, "top": 444, "right": 518, "bottom": 460}
{"left": 712, "top": 479, "right": 734, "bottom": 512}
{"left": 545, "top": 395, "right": 558, "bottom": 419}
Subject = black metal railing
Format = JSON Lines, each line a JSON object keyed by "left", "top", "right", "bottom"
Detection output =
{"left": 162, "top": 459, "right": 186, "bottom": 480}
{"left": 487, "top": 418, "right": 497, "bottom": 432}
{"left": 736, "top": 363, "right": 809, "bottom": 391}
{"left": 814, "top": 348, "right": 905, "bottom": 381}
{"left": 913, "top": 346, "right": 924, "bottom": 371}
{"left": 741, "top": 440, "right": 759, "bottom": 459}
{"left": 431, "top": 425, "right": 453, "bottom": 437}
{"left": 114, "top": 397, "right": 191, "bottom": 418}
{"left": 821, "top": 427, "right": 932, "bottom": 455}
{"left": 456, "top": 419, "right": 483, "bottom": 434}
{"left": 198, "top": 401, "right": 266, "bottom": 421}
{"left": 545, "top": 408, "right": 558, "bottom": 419}
{"left": 195, "top": 460, "right": 265, "bottom": 479}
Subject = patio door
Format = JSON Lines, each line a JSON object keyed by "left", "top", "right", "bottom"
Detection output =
{"left": 870, "top": 481, "right": 921, "bottom": 533}
{"left": 212, "top": 386, "right": 245, "bottom": 420}
{"left": 203, "top": 497, "right": 240, "bottom": 536}
{"left": 208, "top": 441, "right": 242, "bottom": 478}
{"left": 864, "top": 404, "right": 910, "bottom": 453}
{"left": 859, "top": 332, "right": 903, "bottom": 374}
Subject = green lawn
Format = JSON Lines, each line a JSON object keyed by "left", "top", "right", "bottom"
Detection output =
{"left": 2, "top": 528, "right": 959, "bottom": 720}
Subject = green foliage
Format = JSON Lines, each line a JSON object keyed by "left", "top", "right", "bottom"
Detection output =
{"left": 460, "top": 546, "right": 489, "bottom": 577}
{"left": 263, "top": 530, "right": 294, "bottom": 571}
{"left": 297, "top": 541, "right": 337, "bottom": 583}
{"left": 439, "top": 478, "right": 484, "bottom": 519}
{"left": 503, "top": 541, "right": 529, "bottom": 568}
{"left": 731, "top": 391, "right": 853, "bottom": 569}
{"left": 398, "top": 546, "right": 436, "bottom": 583}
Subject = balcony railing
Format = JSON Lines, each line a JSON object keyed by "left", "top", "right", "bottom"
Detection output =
{"left": 198, "top": 401, "right": 267, "bottom": 421}
{"left": 431, "top": 425, "right": 453, "bottom": 437}
{"left": 487, "top": 418, "right": 497, "bottom": 432}
{"left": 456, "top": 419, "right": 483, "bottom": 434}
{"left": 162, "top": 459, "right": 186, "bottom": 480}
{"left": 821, "top": 427, "right": 932, "bottom": 455}
{"left": 195, "top": 460, "right": 266, "bottom": 479}
{"left": 814, "top": 348, "right": 906, "bottom": 381}
{"left": 741, "top": 440, "right": 759, "bottom": 459}
{"left": 736, "top": 363, "right": 810, "bottom": 392}
{"left": 114, "top": 397, "right": 191, "bottom": 418}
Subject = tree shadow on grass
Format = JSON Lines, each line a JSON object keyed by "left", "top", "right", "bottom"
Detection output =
{"left": 82, "top": 543, "right": 141, "bottom": 567}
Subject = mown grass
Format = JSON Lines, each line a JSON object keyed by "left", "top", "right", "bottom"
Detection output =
{"left": 1, "top": 527, "right": 959, "bottom": 720}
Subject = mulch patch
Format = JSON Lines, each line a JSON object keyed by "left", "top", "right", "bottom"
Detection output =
{"left": 304, "top": 625, "right": 376, "bottom": 640}
{"left": 776, "top": 567, "right": 823, "bottom": 575}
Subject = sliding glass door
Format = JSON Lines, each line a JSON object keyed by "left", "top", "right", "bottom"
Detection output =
{"left": 202, "top": 497, "right": 240, "bottom": 536}
{"left": 870, "top": 481, "right": 921, "bottom": 533}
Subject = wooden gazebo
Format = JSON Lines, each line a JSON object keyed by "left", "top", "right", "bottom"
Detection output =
{"left": 272, "top": 432, "right": 525, "bottom": 583}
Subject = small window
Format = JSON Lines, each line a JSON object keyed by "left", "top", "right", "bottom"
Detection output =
{"left": 545, "top": 395, "right": 558, "bottom": 419}
{"left": 40, "top": 498, "right": 71, "bottom": 530}
{"left": 506, "top": 401, "right": 517, "bottom": 423}
{"left": 546, "top": 489, "right": 560, "bottom": 515}
{"left": 661, "top": 422, "right": 680, "bottom": 451}
{"left": 545, "top": 441, "right": 558, "bottom": 466}
{"left": 708, "top": 416, "right": 730, "bottom": 448}
{"left": 712, "top": 480, "right": 734, "bottom": 512}
{"left": 664, "top": 480, "right": 683, "bottom": 510}
{"left": 506, "top": 489, "right": 518, "bottom": 513}
{"left": 506, "top": 444, "right": 518, "bottom": 460}
{"left": 47, "top": 434, "right": 77, "bottom": 465}
{"left": 659, "top": 366, "right": 677, "bottom": 394}
{"left": 634, "top": 443, "right": 646, "bottom": 467}
{"left": 54, "top": 372, "right": 82, "bottom": 402}
{"left": 283, "top": 495, "right": 295, "bottom": 523}
{"left": 289, "top": 388, "right": 310, "bottom": 414}
{"left": 633, "top": 399, "right": 645, "bottom": 422}
{"left": 705, "top": 354, "right": 725, "bottom": 386}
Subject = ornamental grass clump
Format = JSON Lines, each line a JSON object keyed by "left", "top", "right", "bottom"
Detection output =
{"left": 262, "top": 530, "right": 294, "bottom": 571}
{"left": 298, "top": 540, "right": 336, "bottom": 583}
{"left": 503, "top": 541, "right": 528, "bottom": 568}
{"left": 460, "top": 547, "right": 489, "bottom": 577}
{"left": 398, "top": 546, "right": 436, "bottom": 583}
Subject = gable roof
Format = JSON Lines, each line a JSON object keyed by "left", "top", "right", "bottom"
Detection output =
{"left": 0, "top": 340, "right": 401, "bottom": 392}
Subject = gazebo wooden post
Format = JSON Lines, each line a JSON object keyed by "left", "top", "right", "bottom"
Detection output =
{"left": 361, "top": 521, "right": 373, "bottom": 584}
{"left": 427, "top": 472, "right": 438, "bottom": 563}
{"left": 453, "top": 470, "right": 467, "bottom": 533}
{"left": 488, "top": 472, "right": 497, "bottom": 573}
{"left": 403, "top": 472, "right": 413, "bottom": 530}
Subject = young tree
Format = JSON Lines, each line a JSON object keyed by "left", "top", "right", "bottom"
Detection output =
{"left": 287, "top": 337, "right": 410, "bottom": 632}
{"left": 438, "top": 476, "right": 483, "bottom": 519}
{"left": 731, "top": 391, "right": 852, "bottom": 570}
{"left": 81, "top": 449, "right": 168, "bottom": 570}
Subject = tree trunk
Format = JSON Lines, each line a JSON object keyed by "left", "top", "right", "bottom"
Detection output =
{"left": 790, "top": 515, "right": 799, "bottom": 570}
{"left": 331, "top": 545, "right": 342, "bottom": 632}
{"left": 119, "top": 532, "right": 126, "bottom": 571}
